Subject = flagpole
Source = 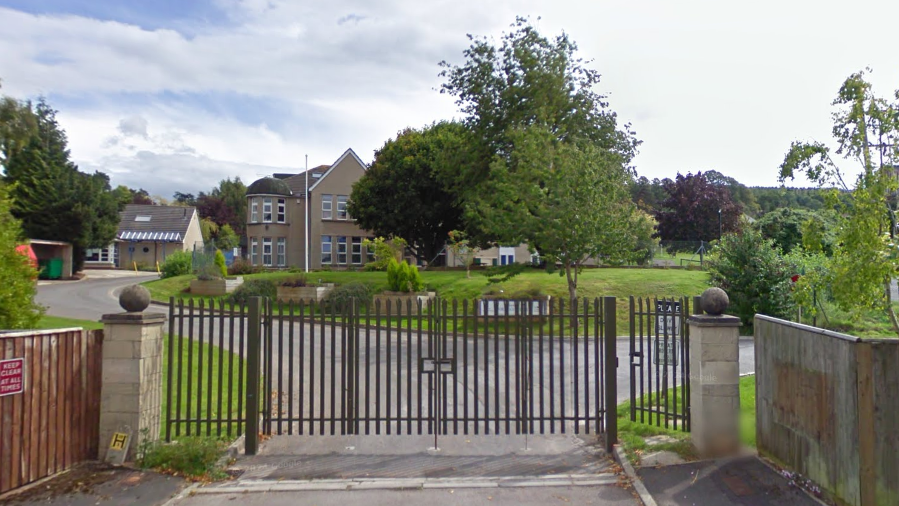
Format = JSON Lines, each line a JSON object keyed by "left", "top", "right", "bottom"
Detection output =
{"left": 304, "top": 154, "right": 309, "bottom": 273}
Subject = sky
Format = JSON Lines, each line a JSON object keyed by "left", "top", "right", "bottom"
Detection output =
{"left": 1, "top": 0, "right": 898, "bottom": 199}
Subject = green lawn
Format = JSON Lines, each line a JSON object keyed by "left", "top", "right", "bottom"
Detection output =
{"left": 616, "top": 374, "right": 756, "bottom": 464}
{"left": 37, "top": 314, "right": 103, "bottom": 330}
{"left": 35, "top": 315, "right": 245, "bottom": 440}
{"left": 145, "top": 267, "right": 711, "bottom": 334}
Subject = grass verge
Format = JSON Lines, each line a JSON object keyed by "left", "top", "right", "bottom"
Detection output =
{"left": 617, "top": 375, "right": 756, "bottom": 465}
{"left": 35, "top": 315, "right": 246, "bottom": 440}
{"left": 137, "top": 435, "right": 229, "bottom": 481}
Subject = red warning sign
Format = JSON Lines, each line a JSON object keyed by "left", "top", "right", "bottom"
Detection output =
{"left": 0, "top": 358, "right": 24, "bottom": 396}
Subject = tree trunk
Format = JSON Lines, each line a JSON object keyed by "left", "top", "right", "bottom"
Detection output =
{"left": 886, "top": 278, "right": 899, "bottom": 337}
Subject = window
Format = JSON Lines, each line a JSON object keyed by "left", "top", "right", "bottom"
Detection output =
{"left": 135, "top": 215, "right": 152, "bottom": 222}
{"left": 250, "top": 238, "right": 258, "bottom": 264}
{"left": 337, "top": 195, "right": 348, "bottom": 220}
{"left": 277, "top": 199, "right": 286, "bottom": 223}
{"left": 277, "top": 237, "right": 286, "bottom": 266}
{"left": 351, "top": 237, "right": 362, "bottom": 265}
{"left": 251, "top": 199, "right": 258, "bottom": 223}
{"left": 263, "top": 238, "right": 273, "bottom": 266}
{"left": 337, "top": 236, "right": 347, "bottom": 265}
{"left": 263, "top": 198, "right": 273, "bottom": 223}
{"left": 321, "top": 194, "right": 332, "bottom": 220}
{"left": 321, "top": 236, "right": 332, "bottom": 264}
{"left": 365, "top": 237, "right": 375, "bottom": 263}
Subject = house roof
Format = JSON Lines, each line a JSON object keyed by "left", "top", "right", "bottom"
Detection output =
{"left": 284, "top": 164, "right": 330, "bottom": 196}
{"left": 116, "top": 205, "right": 196, "bottom": 243}
{"left": 247, "top": 177, "right": 292, "bottom": 196}
{"left": 307, "top": 148, "right": 367, "bottom": 192}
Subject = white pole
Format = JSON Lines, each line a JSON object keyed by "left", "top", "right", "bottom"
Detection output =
{"left": 304, "top": 154, "right": 309, "bottom": 273}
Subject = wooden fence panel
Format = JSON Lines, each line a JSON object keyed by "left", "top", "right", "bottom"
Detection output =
{"left": 0, "top": 328, "right": 103, "bottom": 496}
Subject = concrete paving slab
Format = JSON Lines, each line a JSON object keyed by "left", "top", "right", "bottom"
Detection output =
{"left": 177, "top": 484, "right": 640, "bottom": 506}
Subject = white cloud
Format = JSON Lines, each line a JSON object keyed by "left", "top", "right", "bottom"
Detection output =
{"left": 1, "top": 0, "right": 899, "bottom": 196}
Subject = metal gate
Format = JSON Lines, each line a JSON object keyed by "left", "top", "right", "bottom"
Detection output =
{"left": 257, "top": 297, "right": 617, "bottom": 447}
{"left": 163, "top": 296, "right": 619, "bottom": 453}
{"left": 628, "top": 296, "right": 697, "bottom": 430}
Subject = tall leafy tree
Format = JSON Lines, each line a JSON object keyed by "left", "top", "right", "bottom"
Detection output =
{"left": 779, "top": 69, "right": 899, "bottom": 335}
{"left": 472, "top": 124, "right": 642, "bottom": 302}
{"left": 1, "top": 97, "right": 122, "bottom": 272}
{"left": 653, "top": 172, "right": 742, "bottom": 244}
{"left": 439, "top": 17, "right": 639, "bottom": 245}
{"left": 349, "top": 122, "right": 465, "bottom": 264}
{"left": 704, "top": 170, "right": 760, "bottom": 217}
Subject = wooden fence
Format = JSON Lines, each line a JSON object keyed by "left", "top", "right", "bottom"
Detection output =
{"left": 755, "top": 315, "right": 899, "bottom": 506}
{"left": 0, "top": 328, "right": 103, "bottom": 496}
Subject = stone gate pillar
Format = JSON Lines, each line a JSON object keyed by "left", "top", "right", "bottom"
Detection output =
{"left": 99, "top": 285, "right": 165, "bottom": 462}
{"left": 688, "top": 287, "right": 741, "bottom": 457}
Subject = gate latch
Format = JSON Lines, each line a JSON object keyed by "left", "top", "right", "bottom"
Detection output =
{"left": 420, "top": 357, "right": 456, "bottom": 375}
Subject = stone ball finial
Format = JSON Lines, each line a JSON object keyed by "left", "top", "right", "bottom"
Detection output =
{"left": 119, "top": 284, "right": 151, "bottom": 313}
{"left": 700, "top": 287, "right": 729, "bottom": 316}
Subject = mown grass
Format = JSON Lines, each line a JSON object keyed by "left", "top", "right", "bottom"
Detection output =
{"left": 144, "top": 267, "right": 711, "bottom": 334}
{"left": 35, "top": 315, "right": 245, "bottom": 440}
{"left": 37, "top": 314, "right": 103, "bottom": 330}
{"left": 617, "top": 375, "right": 756, "bottom": 464}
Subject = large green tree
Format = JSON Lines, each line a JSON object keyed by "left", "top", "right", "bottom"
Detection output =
{"left": 0, "top": 182, "right": 43, "bottom": 328}
{"left": 349, "top": 122, "right": 465, "bottom": 264}
{"left": 439, "top": 17, "right": 639, "bottom": 245}
{"left": 779, "top": 69, "right": 899, "bottom": 335}
{"left": 472, "top": 124, "right": 643, "bottom": 301}
{"left": 653, "top": 172, "right": 742, "bottom": 244}
{"left": 1, "top": 96, "right": 122, "bottom": 272}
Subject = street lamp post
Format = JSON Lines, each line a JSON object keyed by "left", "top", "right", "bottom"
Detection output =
{"left": 718, "top": 208, "right": 722, "bottom": 240}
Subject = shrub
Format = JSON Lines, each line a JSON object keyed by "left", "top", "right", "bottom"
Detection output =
{"left": 214, "top": 249, "right": 228, "bottom": 278}
{"left": 362, "top": 236, "right": 407, "bottom": 271}
{"left": 708, "top": 228, "right": 795, "bottom": 328}
{"left": 228, "top": 257, "right": 260, "bottom": 276}
{"left": 226, "top": 279, "right": 277, "bottom": 306}
{"left": 0, "top": 184, "right": 43, "bottom": 329}
{"left": 386, "top": 259, "right": 423, "bottom": 292}
{"left": 138, "top": 435, "right": 227, "bottom": 481}
{"left": 407, "top": 262, "right": 423, "bottom": 292}
{"left": 279, "top": 274, "right": 308, "bottom": 287}
{"left": 160, "top": 251, "right": 192, "bottom": 279}
{"left": 322, "top": 282, "right": 375, "bottom": 311}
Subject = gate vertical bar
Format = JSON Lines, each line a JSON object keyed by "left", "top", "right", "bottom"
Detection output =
{"left": 166, "top": 299, "right": 175, "bottom": 441}
{"left": 463, "top": 300, "right": 469, "bottom": 435}
{"left": 594, "top": 298, "right": 601, "bottom": 434}
{"left": 245, "top": 297, "right": 263, "bottom": 455}
{"left": 288, "top": 302, "right": 294, "bottom": 435}
{"left": 603, "top": 296, "right": 617, "bottom": 452}
{"left": 629, "top": 296, "right": 636, "bottom": 422}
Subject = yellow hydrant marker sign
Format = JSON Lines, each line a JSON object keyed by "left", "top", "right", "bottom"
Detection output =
{"left": 105, "top": 428, "right": 132, "bottom": 465}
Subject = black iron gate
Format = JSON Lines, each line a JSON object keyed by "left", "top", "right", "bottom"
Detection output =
{"left": 628, "top": 296, "right": 699, "bottom": 431}
{"left": 257, "top": 297, "right": 617, "bottom": 445}
{"left": 163, "top": 295, "right": 619, "bottom": 453}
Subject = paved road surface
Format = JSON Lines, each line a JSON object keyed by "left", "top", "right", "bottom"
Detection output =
{"left": 36, "top": 270, "right": 159, "bottom": 321}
